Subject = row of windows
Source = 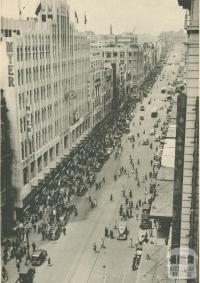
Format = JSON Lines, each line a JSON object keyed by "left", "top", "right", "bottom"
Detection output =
{"left": 21, "top": 125, "right": 54, "bottom": 160}
{"left": 102, "top": 51, "right": 139, "bottom": 59}
{"left": 18, "top": 85, "right": 52, "bottom": 109}
{"left": 17, "top": 65, "right": 51, "bottom": 86}
{"left": 17, "top": 45, "right": 50, "bottom": 62}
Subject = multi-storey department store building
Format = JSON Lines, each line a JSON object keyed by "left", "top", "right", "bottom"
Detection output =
{"left": 1, "top": 0, "right": 91, "bottom": 220}
{"left": 171, "top": 0, "right": 199, "bottom": 281}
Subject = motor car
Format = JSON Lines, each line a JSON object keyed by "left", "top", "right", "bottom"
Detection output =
{"left": 48, "top": 225, "right": 62, "bottom": 240}
{"left": 106, "top": 147, "right": 113, "bottom": 155}
{"left": 142, "top": 139, "right": 149, "bottom": 145}
{"left": 154, "top": 121, "right": 159, "bottom": 128}
{"left": 117, "top": 221, "right": 128, "bottom": 240}
{"left": 125, "top": 128, "right": 130, "bottom": 134}
{"left": 31, "top": 249, "right": 47, "bottom": 266}
{"left": 161, "top": 87, "right": 166, "bottom": 93}
{"left": 154, "top": 135, "right": 160, "bottom": 142}
{"left": 19, "top": 267, "right": 35, "bottom": 283}
{"left": 140, "top": 105, "right": 145, "bottom": 111}
{"left": 77, "top": 186, "right": 88, "bottom": 196}
{"left": 151, "top": 108, "right": 158, "bottom": 118}
{"left": 95, "top": 162, "right": 103, "bottom": 172}
{"left": 150, "top": 129, "right": 155, "bottom": 135}
{"left": 140, "top": 116, "right": 144, "bottom": 121}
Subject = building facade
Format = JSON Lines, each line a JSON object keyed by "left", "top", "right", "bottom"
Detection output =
{"left": 143, "top": 42, "right": 157, "bottom": 78}
{"left": 171, "top": 0, "right": 199, "bottom": 281}
{"left": 89, "top": 50, "right": 113, "bottom": 127}
{"left": 1, "top": 0, "right": 91, "bottom": 220}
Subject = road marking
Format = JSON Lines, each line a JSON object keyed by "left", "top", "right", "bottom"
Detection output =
{"left": 122, "top": 270, "right": 128, "bottom": 283}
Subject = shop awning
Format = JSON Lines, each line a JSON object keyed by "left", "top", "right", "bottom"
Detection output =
{"left": 150, "top": 180, "right": 173, "bottom": 218}
{"left": 156, "top": 166, "right": 174, "bottom": 181}
{"left": 136, "top": 245, "right": 170, "bottom": 283}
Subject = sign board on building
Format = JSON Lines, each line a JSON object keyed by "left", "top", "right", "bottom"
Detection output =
{"left": 6, "top": 41, "right": 15, "bottom": 87}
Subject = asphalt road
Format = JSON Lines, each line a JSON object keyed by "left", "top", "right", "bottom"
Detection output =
{"left": 34, "top": 44, "right": 184, "bottom": 283}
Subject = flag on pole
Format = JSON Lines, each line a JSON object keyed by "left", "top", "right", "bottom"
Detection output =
{"left": 75, "top": 11, "right": 79, "bottom": 23}
{"left": 84, "top": 13, "right": 87, "bottom": 25}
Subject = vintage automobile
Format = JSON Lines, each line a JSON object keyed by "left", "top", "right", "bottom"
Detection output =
{"left": 142, "top": 139, "right": 149, "bottom": 145}
{"left": 48, "top": 225, "right": 62, "bottom": 240}
{"left": 77, "top": 186, "right": 88, "bottom": 196}
{"left": 18, "top": 267, "right": 35, "bottom": 283}
{"left": 117, "top": 221, "right": 128, "bottom": 240}
{"left": 31, "top": 249, "right": 47, "bottom": 266}
{"left": 154, "top": 134, "right": 160, "bottom": 142}
{"left": 150, "top": 128, "right": 155, "bottom": 135}
{"left": 132, "top": 245, "right": 143, "bottom": 270}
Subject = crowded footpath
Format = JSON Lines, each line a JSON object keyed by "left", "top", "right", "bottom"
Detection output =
{"left": 1, "top": 64, "right": 164, "bottom": 282}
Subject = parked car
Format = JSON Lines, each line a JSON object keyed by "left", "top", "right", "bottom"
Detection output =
{"left": 31, "top": 249, "right": 47, "bottom": 266}
{"left": 19, "top": 267, "right": 35, "bottom": 283}
{"left": 154, "top": 134, "right": 160, "bottom": 142}
{"left": 140, "top": 116, "right": 144, "bottom": 121}
{"left": 77, "top": 186, "right": 87, "bottom": 196}
{"left": 48, "top": 225, "right": 62, "bottom": 240}
{"left": 150, "top": 128, "right": 155, "bottom": 135}
{"left": 154, "top": 121, "right": 159, "bottom": 128}
{"left": 142, "top": 139, "right": 149, "bottom": 145}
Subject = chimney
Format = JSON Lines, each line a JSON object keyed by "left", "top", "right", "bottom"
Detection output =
{"left": 110, "top": 24, "right": 113, "bottom": 35}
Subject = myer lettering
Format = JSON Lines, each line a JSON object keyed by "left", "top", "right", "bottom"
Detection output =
{"left": 6, "top": 41, "right": 15, "bottom": 87}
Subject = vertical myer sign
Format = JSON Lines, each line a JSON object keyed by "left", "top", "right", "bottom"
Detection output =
{"left": 6, "top": 41, "right": 15, "bottom": 87}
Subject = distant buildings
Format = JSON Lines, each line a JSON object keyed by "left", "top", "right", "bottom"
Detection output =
{"left": 143, "top": 42, "right": 157, "bottom": 78}
{"left": 90, "top": 32, "right": 145, "bottom": 106}
{"left": 89, "top": 50, "right": 113, "bottom": 126}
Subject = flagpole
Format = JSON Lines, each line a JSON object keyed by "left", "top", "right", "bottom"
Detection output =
{"left": 18, "top": 0, "right": 21, "bottom": 20}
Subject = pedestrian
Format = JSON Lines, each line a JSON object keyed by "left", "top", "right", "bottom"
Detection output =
{"left": 33, "top": 223, "right": 37, "bottom": 233}
{"left": 2, "top": 266, "right": 7, "bottom": 280}
{"left": 32, "top": 242, "right": 36, "bottom": 253}
{"left": 16, "top": 260, "right": 20, "bottom": 272}
{"left": 110, "top": 230, "right": 114, "bottom": 239}
{"left": 93, "top": 242, "right": 97, "bottom": 253}
{"left": 101, "top": 238, "right": 105, "bottom": 249}
{"left": 48, "top": 256, "right": 51, "bottom": 265}
{"left": 110, "top": 194, "right": 113, "bottom": 201}
{"left": 63, "top": 227, "right": 66, "bottom": 235}
{"left": 105, "top": 227, "right": 109, "bottom": 237}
